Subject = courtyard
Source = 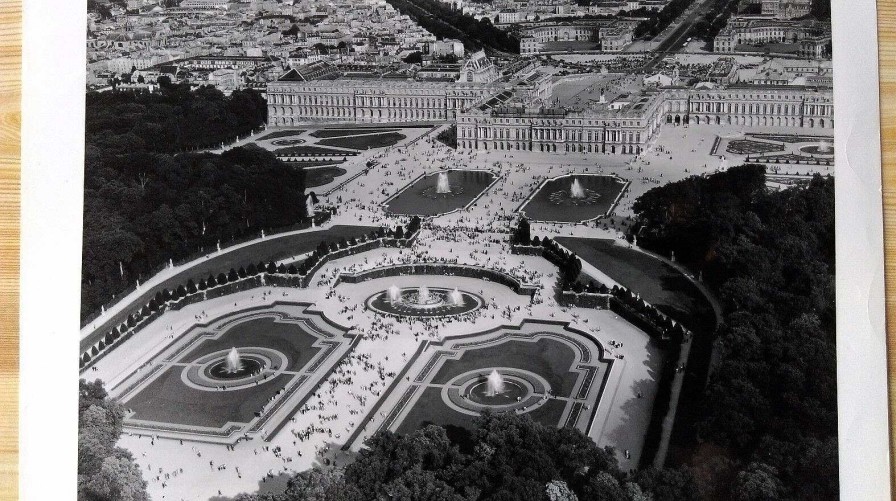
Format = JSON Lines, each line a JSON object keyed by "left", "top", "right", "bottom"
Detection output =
{"left": 80, "top": 118, "right": 792, "bottom": 501}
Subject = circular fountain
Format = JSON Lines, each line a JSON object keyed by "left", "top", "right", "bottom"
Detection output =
{"left": 442, "top": 368, "right": 552, "bottom": 416}
{"left": 367, "top": 286, "right": 483, "bottom": 318}
{"left": 182, "top": 346, "right": 288, "bottom": 391}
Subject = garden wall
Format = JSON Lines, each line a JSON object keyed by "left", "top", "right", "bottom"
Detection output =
{"left": 80, "top": 231, "right": 419, "bottom": 371}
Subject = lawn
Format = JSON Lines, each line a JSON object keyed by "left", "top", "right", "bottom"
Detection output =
{"left": 273, "top": 145, "right": 357, "bottom": 156}
{"left": 750, "top": 133, "right": 832, "bottom": 143}
{"left": 287, "top": 160, "right": 345, "bottom": 168}
{"left": 555, "top": 237, "right": 716, "bottom": 334}
{"left": 257, "top": 130, "right": 306, "bottom": 141}
{"left": 126, "top": 316, "right": 323, "bottom": 428}
{"left": 310, "top": 128, "right": 401, "bottom": 139}
{"left": 394, "top": 383, "right": 569, "bottom": 440}
{"left": 318, "top": 132, "right": 407, "bottom": 150}
{"left": 430, "top": 338, "right": 579, "bottom": 396}
{"left": 180, "top": 316, "right": 322, "bottom": 373}
{"left": 725, "top": 139, "right": 784, "bottom": 155}
{"left": 126, "top": 368, "right": 290, "bottom": 428}
{"left": 301, "top": 166, "right": 348, "bottom": 188}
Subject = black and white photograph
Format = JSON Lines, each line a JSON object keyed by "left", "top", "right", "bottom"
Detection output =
{"left": 18, "top": 0, "right": 888, "bottom": 497}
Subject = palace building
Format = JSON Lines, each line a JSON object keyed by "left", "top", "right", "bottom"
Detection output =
{"left": 267, "top": 79, "right": 498, "bottom": 125}
{"left": 662, "top": 86, "right": 833, "bottom": 128}
{"left": 455, "top": 81, "right": 832, "bottom": 154}
{"left": 266, "top": 58, "right": 833, "bottom": 153}
{"left": 266, "top": 55, "right": 551, "bottom": 126}
{"left": 457, "top": 92, "right": 665, "bottom": 154}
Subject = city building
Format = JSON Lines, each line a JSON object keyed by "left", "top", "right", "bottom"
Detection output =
{"left": 178, "top": 0, "right": 231, "bottom": 8}
{"left": 761, "top": 0, "right": 812, "bottom": 19}
{"left": 518, "top": 22, "right": 635, "bottom": 54}
{"left": 714, "top": 17, "right": 829, "bottom": 55}
{"left": 429, "top": 39, "right": 465, "bottom": 58}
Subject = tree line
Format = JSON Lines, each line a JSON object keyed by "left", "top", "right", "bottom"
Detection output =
{"left": 79, "top": 380, "right": 149, "bottom": 501}
{"left": 231, "top": 412, "right": 699, "bottom": 501}
{"left": 82, "top": 85, "right": 307, "bottom": 320}
{"left": 691, "top": 0, "right": 740, "bottom": 43}
{"left": 631, "top": 165, "right": 837, "bottom": 499}
{"left": 86, "top": 84, "right": 267, "bottom": 153}
{"left": 384, "top": 0, "right": 520, "bottom": 54}
{"left": 634, "top": 0, "right": 696, "bottom": 39}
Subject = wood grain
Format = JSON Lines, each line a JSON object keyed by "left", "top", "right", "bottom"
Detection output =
{"left": 880, "top": 0, "right": 896, "bottom": 489}
{"left": 0, "top": 0, "right": 18, "bottom": 497}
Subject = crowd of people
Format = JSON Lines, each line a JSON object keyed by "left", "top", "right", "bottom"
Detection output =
{"left": 113, "top": 123, "right": 674, "bottom": 500}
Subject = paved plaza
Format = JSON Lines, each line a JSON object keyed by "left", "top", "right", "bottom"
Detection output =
{"left": 80, "top": 120, "right": 827, "bottom": 500}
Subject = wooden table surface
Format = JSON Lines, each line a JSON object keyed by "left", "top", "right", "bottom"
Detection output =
{"left": 0, "top": 0, "right": 18, "bottom": 498}
{"left": 0, "top": 2, "right": 894, "bottom": 500}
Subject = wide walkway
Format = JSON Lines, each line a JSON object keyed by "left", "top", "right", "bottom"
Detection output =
{"left": 96, "top": 120, "right": 817, "bottom": 500}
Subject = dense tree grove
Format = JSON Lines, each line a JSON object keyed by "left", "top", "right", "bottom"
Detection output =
{"left": 82, "top": 87, "right": 307, "bottom": 319}
{"left": 632, "top": 165, "right": 837, "bottom": 499}
{"left": 691, "top": 0, "right": 740, "bottom": 43}
{"left": 234, "top": 412, "right": 698, "bottom": 501}
{"left": 634, "top": 0, "right": 696, "bottom": 39}
{"left": 86, "top": 85, "right": 267, "bottom": 153}
{"left": 78, "top": 380, "right": 149, "bottom": 501}
{"left": 384, "top": 0, "right": 520, "bottom": 53}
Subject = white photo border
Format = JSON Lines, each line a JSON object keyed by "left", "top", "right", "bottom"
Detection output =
{"left": 18, "top": 0, "right": 892, "bottom": 498}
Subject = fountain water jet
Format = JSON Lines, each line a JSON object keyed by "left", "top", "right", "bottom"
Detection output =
{"left": 417, "top": 286, "right": 431, "bottom": 304}
{"left": 818, "top": 140, "right": 832, "bottom": 153}
{"left": 388, "top": 285, "right": 401, "bottom": 305}
{"left": 486, "top": 370, "right": 505, "bottom": 397}
{"left": 570, "top": 178, "right": 585, "bottom": 199}
{"left": 436, "top": 172, "right": 451, "bottom": 194}
{"left": 225, "top": 347, "right": 242, "bottom": 373}
{"left": 449, "top": 288, "right": 464, "bottom": 307}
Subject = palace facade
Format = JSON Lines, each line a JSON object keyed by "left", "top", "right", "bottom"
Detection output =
{"left": 457, "top": 92, "right": 665, "bottom": 154}
{"left": 267, "top": 79, "right": 497, "bottom": 125}
{"left": 456, "top": 85, "right": 832, "bottom": 153}
{"left": 662, "top": 86, "right": 833, "bottom": 128}
{"left": 267, "top": 58, "right": 551, "bottom": 126}
{"left": 266, "top": 64, "right": 833, "bottom": 154}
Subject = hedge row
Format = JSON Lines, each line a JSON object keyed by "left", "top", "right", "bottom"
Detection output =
{"left": 80, "top": 220, "right": 422, "bottom": 370}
